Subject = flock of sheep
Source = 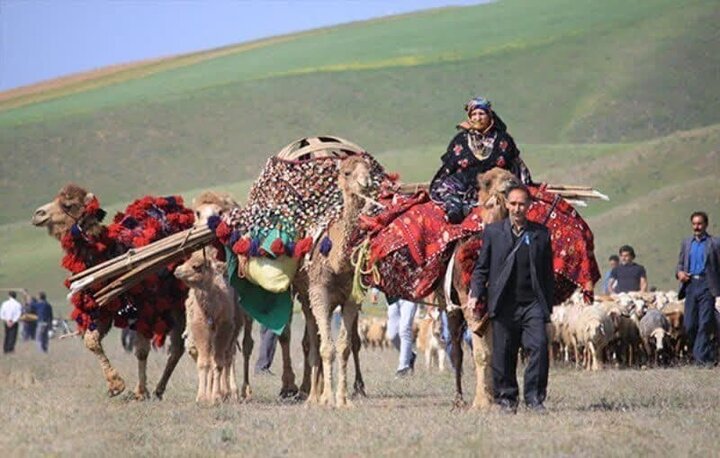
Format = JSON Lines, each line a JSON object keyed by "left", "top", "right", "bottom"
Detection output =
{"left": 359, "top": 290, "right": 706, "bottom": 374}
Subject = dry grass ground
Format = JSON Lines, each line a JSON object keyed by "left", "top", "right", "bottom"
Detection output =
{"left": 1, "top": 318, "right": 718, "bottom": 457}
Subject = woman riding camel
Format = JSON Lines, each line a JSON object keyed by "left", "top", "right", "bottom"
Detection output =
{"left": 430, "top": 96, "right": 532, "bottom": 223}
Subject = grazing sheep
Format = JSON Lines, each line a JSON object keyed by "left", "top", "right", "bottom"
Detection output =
{"left": 365, "top": 318, "right": 388, "bottom": 349}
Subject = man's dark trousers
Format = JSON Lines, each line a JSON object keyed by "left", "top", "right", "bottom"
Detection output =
{"left": 492, "top": 300, "right": 549, "bottom": 406}
{"left": 684, "top": 276, "right": 716, "bottom": 364}
{"left": 4, "top": 323, "right": 18, "bottom": 353}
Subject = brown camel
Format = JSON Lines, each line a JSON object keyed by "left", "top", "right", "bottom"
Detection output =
{"left": 445, "top": 168, "right": 519, "bottom": 410}
{"left": 31, "top": 184, "right": 185, "bottom": 399}
{"left": 193, "top": 190, "right": 299, "bottom": 399}
{"left": 293, "top": 155, "right": 375, "bottom": 407}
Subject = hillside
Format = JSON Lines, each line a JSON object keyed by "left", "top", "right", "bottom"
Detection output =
{"left": 1, "top": 0, "right": 718, "bottom": 305}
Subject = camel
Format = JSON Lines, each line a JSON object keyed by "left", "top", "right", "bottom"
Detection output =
{"left": 293, "top": 155, "right": 375, "bottom": 407}
{"left": 174, "top": 248, "right": 246, "bottom": 403}
{"left": 445, "top": 168, "right": 520, "bottom": 410}
{"left": 192, "top": 190, "right": 299, "bottom": 399}
{"left": 31, "top": 184, "right": 186, "bottom": 399}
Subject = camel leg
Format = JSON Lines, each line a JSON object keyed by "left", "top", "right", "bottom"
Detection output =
{"left": 84, "top": 327, "right": 126, "bottom": 397}
{"left": 278, "top": 319, "right": 299, "bottom": 399}
{"left": 470, "top": 328, "right": 494, "bottom": 411}
{"left": 336, "top": 304, "right": 358, "bottom": 408}
{"left": 240, "top": 315, "right": 254, "bottom": 400}
{"left": 133, "top": 335, "right": 151, "bottom": 400}
{"left": 154, "top": 310, "right": 185, "bottom": 400}
{"left": 302, "top": 303, "right": 322, "bottom": 404}
{"left": 309, "top": 287, "right": 334, "bottom": 406}
{"left": 351, "top": 313, "right": 367, "bottom": 398}
{"left": 447, "top": 310, "right": 466, "bottom": 408}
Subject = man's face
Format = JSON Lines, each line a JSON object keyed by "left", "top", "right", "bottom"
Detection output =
{"left": 505, "top": 188, "right": 529, "bottom": 226}
{"left": 619, "top": 251, "right": 633, "bottom": 265}
{"left": 691, "top": 216, "right": 708, "bottom": 237}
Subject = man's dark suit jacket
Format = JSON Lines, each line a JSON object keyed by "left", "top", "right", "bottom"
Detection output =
{"left": 469, "top": 218, "right": 554, "bottom": 320}
{"left": 676, "top": 234, "right": 720, "bottom": 298}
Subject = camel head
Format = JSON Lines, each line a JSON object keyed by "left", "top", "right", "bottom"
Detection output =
{"left": 31, "top": 184, "right": 99, "bottom": 240}
{"left": 338, "top": 156, "right": 373, "bottom": 203}
{"left": 192, "top": 191, "right": 238, "bottom": 226}
{"left": 476, "top": 167, "right": 520, "bottom": 224}
{"left": 174, "top": 247, "right": 225, "bottom": 287}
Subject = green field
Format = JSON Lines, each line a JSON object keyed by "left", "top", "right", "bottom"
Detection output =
{"left": 1, "top": 0, "right": 719, "bottom": 305}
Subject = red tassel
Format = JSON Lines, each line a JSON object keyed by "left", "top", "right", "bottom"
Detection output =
{"left": 270, "top": 238, "right": 285, "bottom": 256}
{"left": 215, "top": 221, "right": 232, "bottom": 244}
{"left": 293, "top": 237, "right": 313, "bottom": 259}
{"left": 233, "top": 238, "right": 251, "bottom": 255}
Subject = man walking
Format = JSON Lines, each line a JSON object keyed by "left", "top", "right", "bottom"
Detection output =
{"left": 1, "top": 291, "right": 23, "bottom": 354}
{"left": 676, "top": 211, "right": 720, "bottom": 366}
{"left": 468, "top": 183, "right": 554, "bottom": 413}
{"left": 34, "top": 292, "right": 53, "bottom": 353}
{"left": 254, "top": 325, "right": 278, "bottom": 375}
{"left": 609, "top": 245, "right": 647, "bottom": 293}
{"left": 602, "top": 255, "right": 619, "bottom": 295}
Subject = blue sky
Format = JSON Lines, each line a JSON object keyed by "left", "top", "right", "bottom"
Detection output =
{"left": 0, "top": 0, "right": 483, "bottom": 91}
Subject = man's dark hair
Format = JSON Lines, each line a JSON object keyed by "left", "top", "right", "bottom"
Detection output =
{"left": 609, "top": 255, "right": 619, "bottom": 262}
{"left": 504, "top": 183, "right": 530, "bottom": 200}
{"left": 690, "top": 211, "right": 709, "bottom": 224}
{"left": 618, "top": 245, "right": 635, "bottom": 258}
{"left": 39, "top": 292, "right": 47, "bottom": 300}
{"left": 8, "top": 291, "right": 16, "bottom": 299}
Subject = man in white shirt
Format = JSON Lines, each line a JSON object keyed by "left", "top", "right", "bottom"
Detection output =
{"left": 1, "top": 291, "right": 23, "bottom": 353}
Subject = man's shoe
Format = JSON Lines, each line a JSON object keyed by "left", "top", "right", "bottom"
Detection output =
{"left": 497, "top": 399, "right": 517, "bottom": 414}
{"left": 409, "top": 352, "right": 417, "bottom": 371}
{"left": 395, "top": 367, "right": 413, "bottom": 378}
{"left": 255, "top": 367, "right": 275, "bottom": 376}
{"left": 527, "top": 402, "right": 547, "bottom": 414}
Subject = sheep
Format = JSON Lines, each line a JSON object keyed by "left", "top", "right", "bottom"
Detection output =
{"left": 365, "top": 317, "right": 388, "bottom": 349}
{"left": 571, "top": 305, "right": 615, "bottom": 371}
{"left": 639, "top": 309, "right": 672, "bottom": 367}
{"left": 416, "top": 308, "right": 447, "bottom": 372}
{"left": 661, "top": 301, "right": 687, "bottom": 361}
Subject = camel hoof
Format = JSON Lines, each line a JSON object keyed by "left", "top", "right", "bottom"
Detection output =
{"left": 451, "top": 396, "right": 468, "bottom": 411}
{"left": 153, "top": 390, "right": 164, "bottom": 401}
{"left": 279, "top": 384, "right": 299, "bottom": 399}
{"left": 352, "top": 384, "right": 367, "bottom": 398}
{"left": 107, "top": 379, "right": 126, "bottom": 398}
{"left": 336, "top": 396, "right": 354, "bottom": 408}
{"left": 471, "top": 399, "right": 493, "bottom": 412}
{"left": 133, "top": 390, "right": 151, "bottom": 401}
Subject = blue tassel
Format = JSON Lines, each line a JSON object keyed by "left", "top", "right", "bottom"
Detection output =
{"left": 285, "top": 240, "right": 296, "bottom": 257}
{"left": 320, "top": 236, "right": 332, "bottom": 256}
{"left": 228, "top": 230, "right": 241, "bottom": 247}
{"left": 249, "top": 238, "right": 261, "bottom": 257}
{"left": 88, "top": 322, "right": 97, "bottom": 331}
{"left": 70, "top": 224, "right": 83, "bottom": 238}
{"left": 207, "top": 215, "right": 221, "bottom": 231}
{"left": 121, "top": 217, "right": 139, "bottom": 229}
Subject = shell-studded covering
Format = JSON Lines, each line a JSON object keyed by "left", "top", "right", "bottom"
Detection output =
{"left": 215, "top": 137, "right": 391, "bottom": 259}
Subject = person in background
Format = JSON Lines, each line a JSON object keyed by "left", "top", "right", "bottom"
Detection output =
{"left": 254, "top": 325, "right": 278, "bottom": 375}
{"left": 34, "top": 292, "right": 53, "bottom": 353}
{"left": 609, "top": 245, "right": 648, "bottom": 293}
{"left": 676, "top": 211, "right": 720, "bottom": 366}
{"left": 602, "top": 255, "right": 620, "bottom": 295}
{"left": 371, "top": 288, "right": 417, "bottom": 376}
{"left": 21, "top": 293, "right": 38, "bottom": 341}
{"left": 1, "top": 291, "right": 23, "bottom": 354}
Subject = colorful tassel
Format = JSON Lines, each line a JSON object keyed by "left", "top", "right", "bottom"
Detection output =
{"left": 207, "top": 215, "right": 221, "bottom": 231}
{"left": 270, "top": 238, "right": 285, "bottom": 256}
{"left": 232, "top": 238, "right": 251, "bottom": 256}
{"left": 320, "top": 236, "right": 332, "bottom": 256}
{"left": 294, "top": 237, "right": 313, "bottom": 259}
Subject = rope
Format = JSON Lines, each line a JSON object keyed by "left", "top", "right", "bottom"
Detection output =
{"left": 350, "top": 238, "right": 379, "bottom": 304}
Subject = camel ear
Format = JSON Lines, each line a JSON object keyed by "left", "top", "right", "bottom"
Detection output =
{"left": 84, "top": 193, "right": 95, "bottom": 205}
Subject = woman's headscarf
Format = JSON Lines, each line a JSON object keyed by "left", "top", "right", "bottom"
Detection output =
{"left": 464, "top": 96, "right": 492, "bottom": 114}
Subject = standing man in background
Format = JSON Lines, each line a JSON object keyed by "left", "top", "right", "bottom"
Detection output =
{"left": 609, "top": 245, "right": 648, "bottom": 293}
{"left": 676, "top": 211, "right": 720, "bottom": 366}
{"left": 602, "top": 255, "right": 620, "bottom": 295}
{"left": 34, "top": 292, "right": 53, "bottom": 353}
{"left": 1, "top": 291, "right": 23, "bottom": 354}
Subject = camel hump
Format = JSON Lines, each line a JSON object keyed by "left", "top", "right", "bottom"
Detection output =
{"left": 276, "top": 135, "right": 366, "bottom": 161}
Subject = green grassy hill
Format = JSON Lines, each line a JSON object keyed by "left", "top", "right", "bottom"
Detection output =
{"left": 1, "top": 0, "right": 718, "bottom": 306}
